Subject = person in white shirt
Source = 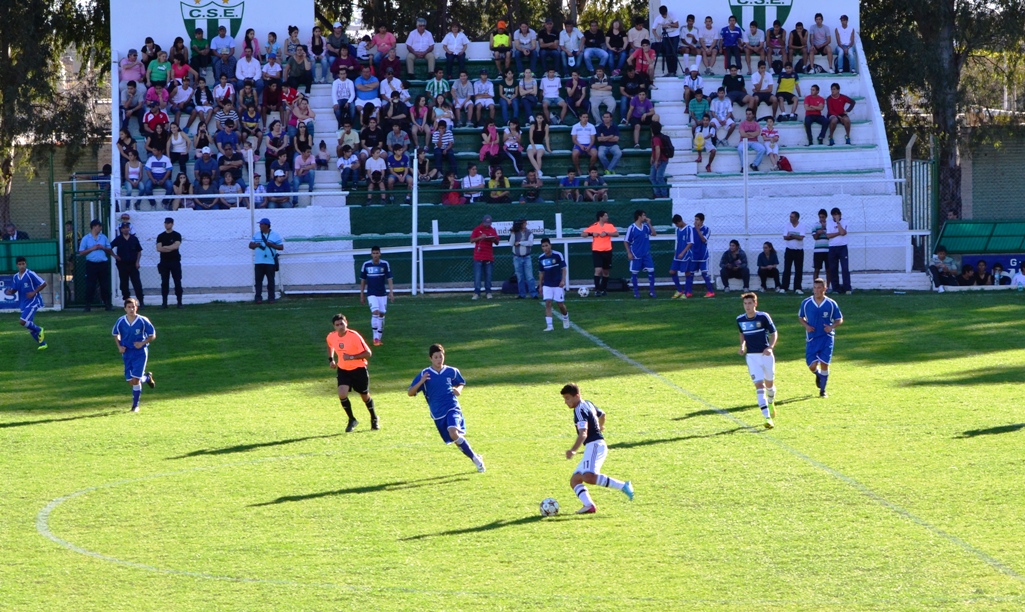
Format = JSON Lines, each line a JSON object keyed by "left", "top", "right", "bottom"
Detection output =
{"left": 709, "top": 87, "right": 737, "bottom": 144}
{"left": 834, "top": 15, "right": 857, "bottom": 74}
{"left": 262, "top": 53, "right": 283, "bottom": 83}
{"left": 473, "top": 71, "right": 496, "bottom": 125}
{"left": 741, "top": 21, "right": 766, "bottom": 75}
{"left": 679, "top": 14, "right": 700, "bottom": 68}
{"left": 441, "top": 22, "right": 470, "bottom": 79}
{"left": 747, "top": 61, "right": 776, "bottom": 114}
{"left": 405, "top": 18, "right": 436, "bottom": 76}
{"left": 513, "top": 23, "right": 538, "bottom": 74}
{"left": 825, "top": 207, "right": 851, "bottom": 293}
{"left": 781, "top": 210, "right": 806, "bottom": 293}
{"left": 681, "top": 65, "right": 703, "bottom": 105}
{"left": 697, "top": 16, "right": 720, "bottom": 75}
{"left": 559, "top": 20, "right": 584, "bottom": 74}
{"left": 332, "top": 69, "right": 356, "bottom": 128}
{"left": 692, "top": 114, "right": 717, "bottom": 172}
{"left": 461, "top": 163, "right": 485, "bottom": 202}
{"left": 336, "top": 145, "right": 361, "bottom": 190}
{"left": 1011, "top": 268, "right": 1025, "bottom": 288}
{"left": 379, "top": 71, "right": 407, "bottom": 102}
{"left": 570, "top": 112, "right": 598, "bottom": 174}
{"left": 540, "top": 68, "right": 567, "bottom": 124}
{"left": 364, "top": 147, "right": 389, "bottom": 204}
{"left": 234, "top": 46, "right": 263, "bottom": 94}
{"left": 651, "top": 5, "right": 681, "bottom": 76}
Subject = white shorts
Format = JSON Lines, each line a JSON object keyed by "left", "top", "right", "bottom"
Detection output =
{"left": 475, "top": 99, "right": 495, "bottom": 108}
{"left": 712, "top": 116, "right": 734, "bottom": 128}
{"left": 454, "top": 97, "right": 473, "bottom": 109}
{"left": 195, "top": 105, "right": 213, "bottom": 113}
{"left": 542, "top": 286, "right": 565, "bottom": 302}
{"left": 745, "top": 352, "right": 776, "bottom": 383}
{"left": 695, "top": 142, "right": 716, "bottom": 152}
{"left": 765, "top": 143, "right": 779, "bottom": 155}
{"left": 367, "top": 295, "right": 387, "bottom": 314}
{"left": 574, "top": 440, "right": 608, "bottom": 475}
{"left": 355, "top": 98, "right": 382, "bottom": 109}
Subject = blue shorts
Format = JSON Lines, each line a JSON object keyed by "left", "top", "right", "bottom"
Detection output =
{"left": 123, "top": 348, "right": 149, "bottom": 381}
{"left": 670, "top": 258, "right": 691, "bottom": 273}
{"left": 805, "top": 335, "right": 835, "bottom": 366}
{"left": 629, "top": 254, "right": 655, "bottom": 274}
{"left": 686, "top": 259, "right": 709, "bottom": 274}
{"left": 434, "top": 409, "right": 466, "bottom": 444}
{"left": 20, "top": 303, "right": 40, "bottom": 324}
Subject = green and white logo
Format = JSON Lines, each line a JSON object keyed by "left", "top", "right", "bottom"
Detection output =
{"left": 182, "top": 0, "right": 246, "bottom": 42}
{"left": 729, "top": 0, "right": 794, "bottom": 30}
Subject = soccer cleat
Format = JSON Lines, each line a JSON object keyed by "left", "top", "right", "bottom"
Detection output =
{"left": 345, "top": 418, "right": 359, "bottom": 432}
{"left": 543, "top": 326, "right": 554, "bottom": 332}
{"left": 764, "top": 417, "right": 775, "bottom": 429}
{"left": 473, "top": 455, "right": 486, "bottom": 473}
{"left": 622, "top": 481, "right": 635, "bottom": 501}
{"left": 471, "top": 294, "right": 479, "bottom": 300}
{"left": 576, "top": 504, "right": 597, "bottom": 514}
{"left": 819, "top": 390, "right": 828, "bottom": 398}
{"left": 703, "top": 292, "right": 714, "bottom": 298}
{"left": 37, "top": 342, "right": 48, "bottom": 351}
{"left": 769, "top": 403, "right": 776, "bottom": 419}
{"left": 648, "top": 291, "right": 657, "bottom": 298}
{"left": 776, "top": 288, "right": 786, "bottom": 294}
{"left": 562, "top": 317, "right": 570, "bottom": 329}
{"left": 373, "top": 338, "right": 383, "bottom": 346}
{"left": 146, "top": 372, "right": 155, "bottom": 389}
{"left": 130, "top": 407, "right": 139, "bottom": 413}
{"left": 795, "top": 289, "right": 804, "bottom": 295}
{"left": 371, "top": 417, "right": 380, "bottom": 430}
{"left": 37, "top": 328, "right": 45, "bottom": 343}
{"left": 671, "top": 291, "right": 683, "bottom": 299}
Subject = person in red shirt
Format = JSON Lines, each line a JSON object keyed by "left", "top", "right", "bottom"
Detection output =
{"left": 826, "top": 83, "right": 856, "bottom": 146}
{"left": 803, "top": 84, "right": 828, "bottom": 146}
{"left": 326, "top": 313, "right": 378, "bottom": 432}
{"left": 470, "top": 214, "right": 500, "bottom": 299}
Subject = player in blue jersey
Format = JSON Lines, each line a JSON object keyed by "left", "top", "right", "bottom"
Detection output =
{"left": 538, "top": 238, "right": 570, "bottom": 332}
{"left": 624, "top": 209, "right": 657, "bottom": 298}
{"left": 112, "top": 297, "right": 156, "bottom": 412}
{"left": 561, "top": 383, "right": 633, "bottom": 514}
{"left": 799, "top": 278, "right": 844, "bottom": 398}
{"left": 359, "top": 246, "right": 395, "bottom": 346}
{"left": 737, "top": 292, "right": 778, "bottom": 429}
{"left": 669, "top": 215, "right": 693, "bottom": 299}
{"left": 5, "top": 256, "right": 48, "bottom": 349}
{"left": 408, "top": 344, "right": 485, "bottom": 473}
{"left": 684, "top": 212, "right": 715, "bottom": 298}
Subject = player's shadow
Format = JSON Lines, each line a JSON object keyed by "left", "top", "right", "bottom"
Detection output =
{"left": 0, "top": 410, "right": 120, "bottom": 429}
{"left": 609, "top": 426, "right": 748, "bottom": 449}
{"left": 249, "top": 473, "right": 468, "bottom": 507}
{"left": 400, "top": 515, "right": 546, "bottom": 541}
{"left": 672, "top": 395, "right": 815, "bottom": 421}
{"left": 168, "top": 434, "right": 342, "bottom": 459}
{"left": 955, "top": 423, "right": 1025, "bottom": 439}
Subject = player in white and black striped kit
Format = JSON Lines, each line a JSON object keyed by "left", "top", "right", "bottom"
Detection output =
{"left": 359, "top": 246, "right": 395, "bottom": 346}
{"left": 561, "top": 383, "right": 634, "bottom": 514}
{"left": 737, "top": 291, "right": 778, "bottom": 429}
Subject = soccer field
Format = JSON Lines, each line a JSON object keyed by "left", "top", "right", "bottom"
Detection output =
{"left": 3, "top": 292, "right": 1025, "bottom": 611}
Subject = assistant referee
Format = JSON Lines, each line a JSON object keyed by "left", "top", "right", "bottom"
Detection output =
{"left": 582, "top": 210, "right": 620, "bottom": 296}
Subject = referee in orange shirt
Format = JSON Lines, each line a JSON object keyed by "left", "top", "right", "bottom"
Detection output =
{"left": 327, "top": 313, "right": 378, "bottom": 432}
{"left": 582, "top": 210, "right": 620, "bottom": 296}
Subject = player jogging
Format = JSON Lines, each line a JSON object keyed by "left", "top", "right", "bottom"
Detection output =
{"left": 669, "top": 215, "right": 692, "bottom": 299}
{"left": 799, "top": 278, "right": 844, "bottom": 398}
{"left": 359, "top": 246, "right": 395, "bottom": 346}
{"left": 538, "top": 238, "right": 570, "bottom": 332}
{"left": 561, "top": 383, "right": 633, "bottom": 514}
{"left": 408, "top": 344, "right": 485, "bottom": 473}
{"left": 684, "top": 212, "right": 715, "bottom": 298}
{"left": 5, "top": 256, "right": 48, "bottom": 349}
{"left": 112, "top": 297, "right": 155, "bottom": 412}
{"left": 327, "top": 313, "right": 378, "bottom": 432}
{"left": 737, "top": 292, "right": 778, "bottom": 429}
{"left": 624, "top": 209, "right": 657, "bottom": 298}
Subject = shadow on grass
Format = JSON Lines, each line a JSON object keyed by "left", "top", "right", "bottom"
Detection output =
{"left": 955, "top": 423, "right": 1025, "bottom": 439}
{"left": 400, "top": 515, "right": 546, "bottom": 541}
{"left": 905, "top": 366, "right": 1025, "bottom": 388}
{"left": 169, "top": 434, "right": 342, "bottom": 459}
{"left": 0, "top": 410, "right": 121, "bottom": 429}
{"left": 609, "top": 426, "right": 749, "bottom": 449}
{"left": 250, "top": 473, "right": 468, "bottom": 507}
{"left": 673, "top": 395, "right": 816, "bottom": 421}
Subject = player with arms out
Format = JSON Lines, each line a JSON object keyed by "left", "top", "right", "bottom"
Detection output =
{"left": 684, "top": 212, "right": 715, "bottom": 298}
{"left": 112, "top": 297, "right": 155, "bottom": 412}
{"left": 327, "top": 313, "right": 378, "bottom": 431}
{"left": 799, "top": 278, "right": 843, "bottom": 398}
{"left": 737, "top": 292, "right": 778, "bottom": 429}
{"left": 408, "top": 344, "right": 485, "bottom": 473}
{"left": 5, "top": 256, "right": 48, "bottom": 349}
{"left": 561, "top": 383, "right": 633, "bottom": 514}
{"left": 359, "top": 246, "right": 395, "bottom": 346}
{"left": 624, "top": 209, "right": 657, "bottom": 298}
{"left": 669, "top": 214, "right": 692, "bottom": 299}
{"left": 538, "top": 238, "right": 570, "bottom": 332}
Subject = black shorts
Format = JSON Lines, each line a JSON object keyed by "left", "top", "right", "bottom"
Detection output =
{"left": 337, "top": 367, "right": 370, "bottom": 393}
{"left": 727, "top": 90, "right": 747, "bottom": 105}
{"left": 629, "top": 115, "right": 652, "bottom": 127}
{"left": 777, "top": 92, "right": 795, "bottom": 104}
{"left": 754, "top": 92, "right": 774, "bottom": 105}
{"left": 813, "top": 251, "right": 829, "bottom": 274}
{"left": 830, "top": 113, "right": 849, "bottom": 121}
{"left": 592, "top": 250, "right": 613, "bottom": 270}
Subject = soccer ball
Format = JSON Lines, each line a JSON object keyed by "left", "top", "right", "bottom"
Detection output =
{"left": 694, "top": 133, "right": 705, "bottom": 152}
{"left": 577, "top": 287, "right": 590, "bottom": 298}
{"left": 540, "top": 498, "right": 560, "bottom": 517}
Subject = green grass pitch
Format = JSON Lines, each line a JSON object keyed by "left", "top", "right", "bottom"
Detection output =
{"left": 2, "top": 291, "right": 1025, "bottom": 610}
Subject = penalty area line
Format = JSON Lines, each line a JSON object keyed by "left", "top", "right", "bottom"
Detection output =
{"left": 569, "top": 321, "right": 1025, "bottom": 585}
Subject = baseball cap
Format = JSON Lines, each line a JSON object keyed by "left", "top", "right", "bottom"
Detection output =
{"left": 690, "top": 65, "right": 699, "bottom": 72}
{"left": 273, "top": 169, "right": 286, "bottom": 177}
{"left": 120, "top": 222, "right": 131, "bottom": 229}
{"left": 482, "top": 214, "right": 493, "bottom": 222}
{"left": 201, "top": 146, "right": 211, "bottom": 154}
{"left": 497, "top": 20, "right": 507, "bottom": 29}
{"left": 333, "top": 21, "right": 342, "bottom": 28}
{"left": 259, "top": 218, "right": 271, "bottom": 225}
{"left": 268, "top": 52, "right": 277, "bottom": 58}
{"left": 252, "top": 172, "right": 261, "bottom": 177}
{"left": 120, "top": 212, "right": 131, "bottom": 218}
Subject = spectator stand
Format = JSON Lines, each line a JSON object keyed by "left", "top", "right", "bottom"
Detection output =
{"left": 932, "top": 221, "right": 1025, "bottom": 291}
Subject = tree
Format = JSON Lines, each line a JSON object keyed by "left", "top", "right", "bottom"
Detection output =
{"left": 0, "top": 0, "right": 110, "bottom": 226}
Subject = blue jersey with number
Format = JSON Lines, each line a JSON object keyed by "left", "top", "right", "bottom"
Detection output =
{"left": 411, "top": 365, "right": 466, "bottom": 420}
{"left": 674, "top": 226, "right": 692, "bottom": 261}
{"left": 799, "top": 296, "right": 843, "bottom": 340}
{"left": 11, "top": 269, "right": 45, "bottom": 310}
{"left": 538, "top": 251, "right": 566, "bottom": 287}
{"left": 574, "top": 399, "right": 606, "bottom": 444}
{"left": 689, "top": 225, "right": 711, "bottom": 261}
{"left": 737, "top": 311, "right": 777, "bottom": 353}
{"left": 112, "top": 315, "right": 156, "bottom": 351}
{"left": 360, "top": 259, "right": 392, "bottom": 296}
{"left": 625, "top": 223, "right": 652, "bottom": 258}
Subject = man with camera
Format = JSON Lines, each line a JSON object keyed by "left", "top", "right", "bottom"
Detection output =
{"left": 651, "top": 5, "right": 681, "bottom": 77}
{"left": 249, "top": 218, "right": 284, "bottom": 304}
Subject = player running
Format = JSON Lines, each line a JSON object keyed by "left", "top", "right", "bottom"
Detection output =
{"left": 684, "top": 212, "right": 715, "bottom": 298}
{"left": 737, "top": 292, "right": 778, "bottom": 429}
{"left": 561, "top": 383, "right": 633, "bottom": 514}
{"left": 327, "top": 313, "right": 378, "bottom": 431}
{"left": 112, "top": 298, "right": 155, "bottom": 412}
{"left": 670, "top": 215, "right": 692, "bottom": 299}
{"left": 359, "top": 246, "right": 395, "bottom": 346}
{"left": 5, "top": 256, "right": 48, "bottom": 349}
{"left": 538, "top": 238, "right": 570, "bottom": 332}
{"left": 408, "top": 344, "right": 485, "bottom": 473}
{"left": 624, "top": 209, "right": 657, "bottom": 298}
{"left": 799, "top": 278, "right": 844, "bottom": 398}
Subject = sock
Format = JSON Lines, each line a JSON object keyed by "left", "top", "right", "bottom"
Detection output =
{"left": 377, "top": 315, "right": 385, "bottom": 335}
{"left": 545, "top": 316, "right": 553, "bottom": 328}
{"left": 648, "top": 272, "right": 655, "bottom": 293}
{"left": 574, "top": 483, "right": 595, "bottom": 508}
{"left": 757, "top": 388, "right": 769, "bottom": 418}
{"left": 631, "top": 274, "right": 639, "bottom": 293}
{"left": 596, "top": 474, "right": 626, "bottom": 490}
{"left": 140, "top": 374, "right": 150, "bottom": 384}
{"left": 26, "top": 321, "right": 41, "bottom": 336}
{"left": 365, "top": 397, "right": 376, "bottom": 418}
{"left": 132, "top": 384, "right": 142, "bottom": 408}
{"left": 455, "top": 437, "right": 475, "bottom": 459}
{"left": 766, "top": 386, "right": 776, "bottom": 403}
{"left": 371, "top": 314, "right": 379, "bottom": 336}
{"left": 684, "top": 274, "right": 694, "bottom": 294}
{"left": 819, "top": 372, "right": 829, "bottom": 392}
{"left": 600, "top": 276, "right": 608, "bottom": 292}
{"left": 341, "top": 397, "right": 355, "bottom": 420}
{"left": 702, "top": 272, "right": 714, "bottom": 291}
{"left": 672, "top": 274, "right": 682, "bottom": 291}
{"left": 594, "top": 275, "right": 602, "bottom": 290}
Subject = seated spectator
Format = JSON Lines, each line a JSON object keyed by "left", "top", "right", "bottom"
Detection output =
{"left": 285, "top": 45, "right": 314, "bottom": 95}
{"left": 498, "top": 69, "right": 519, "bottom": 126}
{"left": 329, "top": 68, "right": 356, "bottom": 129}
{"left": 442, "top": 22, "right": 470, "bottom": 79}
{"left": 359, "top": 117, "right": 387, "bottom": 162}
{"left": 975, "top": 260, "right": 994, "bottom": 286}
{"left": 119, "top": 49, "right": 146, "bottom": 92}
{"left": 827, "top": 83, "right": 856, "bottom": 146}
{"left": 120, "top": 80, "right": 145, "bottom": 134}
{"left": 354, "top": 66, "right": 382, "bottom": 123}
{"left": 432, "top": 120, "right": 457, "bottom": 175}
{"left": 337, "top": 144, "right": 361, "bottom": 190}
{"left": 618, "top": 65, "right": 649, "bottom": 123}
{"left": 308, "top": 26, "right": 330, "bottom": 84}
{"left": 773, "top": 62, "right": 802, "bottom": 120}
{"left": 239, "top": 103, "right": 264, "bottom": 151}
{"left": 607, "top": 19, "right": 629, "bottom": 75}
{"left": 416, "top": 148, "right": 438, "bottom": 182}
{"left": 140, "top": 37, "right": 162, "bottom": 65}
{"left": 260, "top": 79, "right": 283, "bottom": 127}
{"left": 235, "top": 46, "right": 263, "bottom": 93}
{"left": 441, "top": 171, "right": 465, "bottom": 205}
{"left": 491, "top": 21, "right": 512, "bottom": 75}
{"left": 693, "top": 113, "right": 717, "bottom": 172}
{"left": 540, "top": 68, "right": 568, "bottom": 125}
{"left": 425, "top": 68, "right": 451, "bottom": 106}
{"left": 756, "top": 241, "right": 780, "bottom": 291}
{"left": 364, "top": 147, "right": 388, "bottom": 203}
{"left": 787, "top": 21, "right": 807, "bottom": 67}
{"left": 736, "top": 108, "right": 765, "bottom": 171}
{"left": 215, "top": 119, "right": 241, "bottom": 156}
{"left": 588, "top": 66, "right": 615, "bottom": 120}
{"left": 803, "top": 84, "right": 828, "bottom": 145}
{"left": 461, "top": 163, "right": 485, "bottom": 202}
{"left": 627, "top": 90, "right": 655, "bottom": 148}
{"left": 682, "top": 64, "right": 704, "bottom": 106}
{"left": 262, "top": 52, "right": 283, "bottom": 84}
{"left": 527, "top": 112, "right": 550, "bottom": 177}
{"left": 928, "top": 245, "right": 959, "bottom": 290}
{"left": 560, "top": 168, "right": 582, "bottom": 202}
{"left": 582, "top": 21, "right": 609, "bottom": 73}
{"left": 410, "top": 95, "right": 433, "bottom": 149}
{"left": 748, "top": 60, "right": 776, "bottom": 114}
{"left": 992, "top": 263, "right": 1012, "bottom": 286}
{"left": 835, "top": 15, "right": 857, "bottom": 74}
{"left": 170, "top": 172, "right": 193, "bottom": 211}
{"left": 337, "top": 119, "right": 360, "bottom": 157}
{"left": 742, "top": 20, "right": 766, "bottom": 75}
{"left": 537, "top": 18, "right": 560, "bottom": 74}
{"left": 316, "top": 140, "right": 330, "bottom": 170}
{"left": 329, "top": 47, "right": 359, "bottom": 82}
{"left": 473, "top": 70, "right": 497, "bottom": 127}
{"left": 721, "top": 64, "right": 748, "bottom": 109}
{"left": 385, "top": 144, "right": 413, "bottom": 202}
{"left": 627, "top": 39, "right": 656, "bottom": 82}
{"left": 263, "top": 169, "right": 292, "bottom": 208}
{"left": 293, "top": 147, "right": 317, "bottom": 196}
{"left": 1010, "top": 267, "right": 1025, "bottom": 287}
{"left": 143, "top": 150, "right": 175, "bottom": 210}
{"left": 565, "top": 70, "right": 589, "bottom": 120}
{"left": 147, "top": 50, "right": 172, "bottom": 88}
{"left": 369, "top": 24, "right": 397, "bottom": 74}
{"left": 520, "top": 169, "right": 544, "bottom": 203}
{"left": 559, "top": 20, "right": 584, "bottom": 75}
{"left": 687, "top": 88, "right": 709, "bottom": 126}
{"left": 513, "top": 22, "right": 539, "bottom": 75}
{"left": 596, "top": 111, "right": 622, "bottom": 175}
{"left": 326, "top": 22, "right": 353, "bottom": 64}
{"left": 379, "top": 69, "right": 407, "bottom": 103}
{"left": 450, "top": 70, "right": 475, "bottom": 127}
{"left": 379, "top": 48, "right": 403, "bottom": 80}
{"left": 571, "top": 111, "right": 598, "bottom": 174}
{"left": 145, "top": 122, "right": 169, "bottom": 159}
{"left": 502, "top": 119, "right": 524, "bottom": 175}
{"left": 956, "top": 264, "right": 976, "bottom": 286}
{"left": 807, "top": 13, "right": 835, "bottom": 72}
{"left": 382, "top": 94, "right": 412, "bottom": 140}
{"left": 214, "top": 98, "right": 240, "bottom": 133}
{"left": 584, "top": 168, "right": 608, "bottom": 201}
{"left": 697, "top": 16, "right": 719, "bottom": 75}
{"left": 192, "top": 172, "right": 220, "bottom": 209}
{"left": 167, "top": 123, "right": 192, "bottom": 175}
{"left": 193, "top": 146, "right": 219, "bottom": 184}
{"left": 218, "top": 172, "right": 244, "bottom": 208}
{"left": 141, "top": 101, "right": 170, "bottom": 137}
{"left": 169, "top": 77, "right": 195, "bottom": 126}
{"left": 487, "top": 167, "right": 511, "bottom": 203}
{"left": 356, "top": 35, "right": 371, "bottom": 62}
{"left": 761, "top": 116, "right": 780, "bottom": 170}
{"left": 144, "top": 81, "right": 170, "bottom": 112}
{"left": 121, "top": 150, "right": 144, "bottom": 207}
{"left": 719, "top": 239, "right": 751, "bottom": 291}
{"left": 218, "top": 143, "right": 246, "bottom": 190}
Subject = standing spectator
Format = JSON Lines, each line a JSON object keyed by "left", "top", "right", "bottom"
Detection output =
{"left": 589, "top": 66, "right": 616, "bottom": 120}
{"left": 651, "top": 5, "right": 680, "bottom": 76}
{"left": 804, "top": 84, "right": 829, "bottom": 145}
{"left": 719, "top": 239, "right": 751, "bottom": 292}
{"left": 928, "top": 245, "right": 959, "bottom": 291}
{"left": 826, "top": 207, "right": 851, "bottom": 293}
{"left": 607, "top": 19, "right": 629, "bottom": 75}
{"left": 249, "top": 218, "right": 283, "bottom": 304}
{"left": 513, "top": 22, "right": 539, "bottom": 75}
{"left": 491, "top": 21, "right": 513, "bottom": 74}
{"left": 756, "top": 241, "right": 780, "bottom": 292}
{"left": 559, "top": 20, "right": 584, "bottom": 74}
{"left": 649, "top": 121, "right": 669, "bottom": 198}
{"left": 369, "top": 24, "right": 397, "bottom": 74}
{"left": 2, "top": 223, "right": 29, "bottom": 240}
{"left": 537, "top": 19, "right": 561, "bottom": 74}
{"left": 807, "top": 13, "right": 835, "bottom": 73}
{"left": 509, "top": 219, "right": 538, "bottom": 299}
{"left": 826, "top": 83, "right": 856, "bottom": 145}
{"left": 811, "top": 208, "right": 830, "bottom": 288}
{"left": 781, "top": 211, "right": 806, "bottom": 294}
{"left": 78, "top": 220, "right": 114, "bottom": 312}
{"left": 570, "top": 112, "right": 598, "bottom": 174}
{"left": 697, "top": 16, "right": 720, "bottom": 75}
{"left": 405, "top": 18, "right": 436, "bottom": 77}
{"left": 111, "top": 222, "right": 144, "bottom": 306}
{"left": 736, "top": 108, "right": 765, "bottom": 171}
{"left": 582, "top": 21, "right": 610, "bottom": 74}
{"left": 834, "top": 15, "right": 857, "bottom": 74}
{"left": 442, "top": 22, "right": 470, "bottom": 79}
{"left": 583, "top": 211, "right": 618, "bottom": 295}
{"left": 470, "top": 214, "right": 500, "bottom": 300}
{"left": 156, "top": 217, "right": 183, "bottom": 308}
{"left": 596, "top": 111, "right": 623, "bottom": 174}
{"left": 741, "top": 20, "right": 766, "bottom": 75}
{"left": 720, "top": 16, "right": 744, "bottom": 74}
